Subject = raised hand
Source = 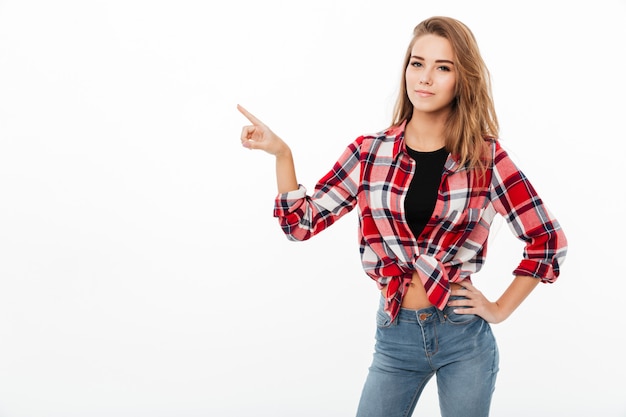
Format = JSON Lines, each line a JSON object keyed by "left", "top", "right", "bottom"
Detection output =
{"left": 237, "top": 104, "right": 290, "bottom": 157}
{"left": 236, "top": 104, "right": 299, "bottom": 193}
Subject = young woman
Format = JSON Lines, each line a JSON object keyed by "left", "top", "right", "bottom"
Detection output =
{"left": 237, "top": 16, "right": 567, "bottom": 417}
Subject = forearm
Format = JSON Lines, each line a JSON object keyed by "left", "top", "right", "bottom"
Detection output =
{"left": 275, "top": 149, "right": 298, "bottom": 194}
{"left": 493, "top": 275, "right": 540, "bottom": 322}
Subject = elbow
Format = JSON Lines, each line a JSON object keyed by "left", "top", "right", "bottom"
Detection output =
{"left": 279, "top": 220, "right": 314, "bottom": 242}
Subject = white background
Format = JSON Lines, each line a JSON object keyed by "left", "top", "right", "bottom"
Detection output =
{"left": 1, "top": 0, "right": 625, "bottom": 416}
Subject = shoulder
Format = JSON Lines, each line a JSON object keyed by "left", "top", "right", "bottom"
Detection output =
{"left": 491, "top": 139, "right": 514, "bottom": 164}
{"left": 488, "top": 139, "right": 528, "bottom": 178}
{"left": 479, "top": 137, "right": 506, "bottom": 165}
{"left": 353, "top": 124, "right": 404, "bottom": 151}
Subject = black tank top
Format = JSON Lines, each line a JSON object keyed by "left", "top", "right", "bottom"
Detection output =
{"left": 404, "top": 146, "right": 449, "bottom": 239}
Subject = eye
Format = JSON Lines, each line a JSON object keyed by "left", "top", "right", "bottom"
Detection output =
{"left": 410, "top": 60, "right": 422, "bottom": 68}
{"left": 437, "top": 65, "right": 451, "bottom": 72}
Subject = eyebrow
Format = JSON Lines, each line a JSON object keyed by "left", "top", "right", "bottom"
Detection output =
{"left": 410, "top": 55, "right": 455, "bottom": 65}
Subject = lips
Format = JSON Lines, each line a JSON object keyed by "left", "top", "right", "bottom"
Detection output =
{"left": 415, "top": 89, "right": 434, "bottom": 97}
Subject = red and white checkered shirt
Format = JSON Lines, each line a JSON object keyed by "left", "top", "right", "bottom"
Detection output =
{"left": 274, "top": 123, "right": 567, "bottom": 321}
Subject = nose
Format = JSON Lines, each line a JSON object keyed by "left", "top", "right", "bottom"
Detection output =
{"left": 419, "top": 68, "right": 433, "bottom": 86}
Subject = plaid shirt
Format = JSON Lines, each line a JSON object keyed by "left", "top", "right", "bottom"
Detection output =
{"left": 274, "top": 123, "right": 567, "bottom": 321}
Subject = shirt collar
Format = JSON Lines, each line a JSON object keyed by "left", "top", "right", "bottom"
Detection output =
{"left": 389, "top": 121, "right": 462, "bottom": 172}
{"left": 389, "top": 121, "right": 407, "bottom": 162}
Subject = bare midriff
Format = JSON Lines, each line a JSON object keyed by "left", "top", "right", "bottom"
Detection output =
{"left": 381, "top": 271, "right": 465, "bottom": 310}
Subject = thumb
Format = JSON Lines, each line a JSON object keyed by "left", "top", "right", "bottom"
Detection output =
{"left": 242, "top": 138, "right": 259, "bottom": 150}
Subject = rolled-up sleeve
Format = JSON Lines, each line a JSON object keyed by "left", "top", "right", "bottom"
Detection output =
{"left": 273, "top": 138, "right": 362, "bottom": 241}
{"left": 490, "top": 145, "right": 567, "bottom": 282}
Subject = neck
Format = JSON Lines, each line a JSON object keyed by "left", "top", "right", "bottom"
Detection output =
{"left": 404, "top": 112, "right": 447, "bottom": 152}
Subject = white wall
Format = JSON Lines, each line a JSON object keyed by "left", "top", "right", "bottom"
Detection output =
{"left": 0, "top": 0, "right": 624, "bottom": 416}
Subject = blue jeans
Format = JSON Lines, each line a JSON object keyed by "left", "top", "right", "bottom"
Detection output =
{"left": 356, "top": 297, "right": 499, "bottom": 417}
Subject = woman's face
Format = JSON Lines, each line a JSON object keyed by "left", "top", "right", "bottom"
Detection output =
{"left": 405, "top": 34, "right": 457, "bottom": 116}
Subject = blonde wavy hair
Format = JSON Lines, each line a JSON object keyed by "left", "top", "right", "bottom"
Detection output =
{"left": 392, "top": 16, "right": 499, "bottom": 171}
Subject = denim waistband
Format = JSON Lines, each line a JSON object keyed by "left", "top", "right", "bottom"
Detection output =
{"left": 397, "top": 305, "right": 445, "bottom": 323}
{"left": 380, "top": 295, "right": 468, "bottom": 324}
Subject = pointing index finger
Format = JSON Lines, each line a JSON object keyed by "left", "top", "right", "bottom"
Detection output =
{"left": 237, "top": 104, "right": 264, "bottom": 126}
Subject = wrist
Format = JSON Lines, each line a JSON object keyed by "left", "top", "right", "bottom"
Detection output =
{"left": 491, "top": 301, "right": 512, "bottom": 323}
{"left": 274, "top": 145, "right": 292, "bottom": 159}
